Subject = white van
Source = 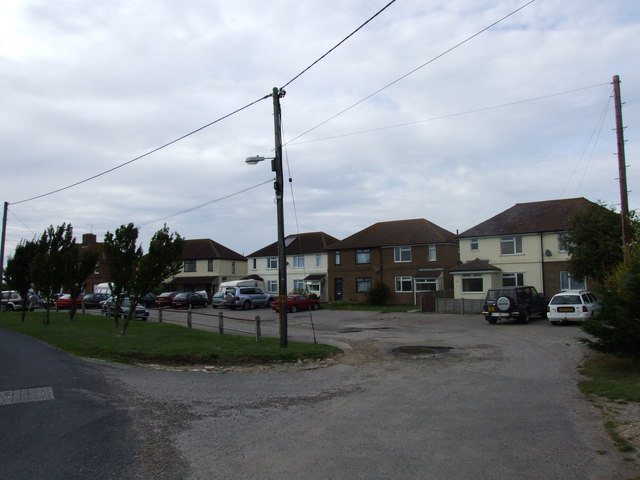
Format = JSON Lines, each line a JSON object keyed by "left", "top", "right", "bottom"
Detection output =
{"left": 218, "top": 279, "right": 264, "bottom": 293}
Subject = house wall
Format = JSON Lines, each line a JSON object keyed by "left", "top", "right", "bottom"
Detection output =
{"left": 328, "top": 243, "right": 458, "bottom": 305}
{"left": 455, "top": 232, "right": 571, "bottom": 299}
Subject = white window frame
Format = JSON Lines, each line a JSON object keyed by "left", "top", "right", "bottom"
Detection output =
{"left": 502, "top": 273, "right": 524, "bottom": 287}
{"left": 293, "top": 279, "right": 305, "bottom": 291}
{"left": 316, "top": 254, "right": 322, "bottom": 267}
{"left": 266, "top": 280, "right": 278, "bottom": 293}
{"left": 355, "top": 249, "right": 371, "bottom": 264}
{"left": 428, "top": 244, "right": 436, "bottom": 262}
{"left": 470, "top": 238, "right": 479, "bottom": 251}
{"left": 335, "top": 251, "right": 341, "bottom": 265}
{"left": 394, "top": 246, "right": 411, "bottom": 263}
{"left": 500, "top": 236, "right": 523, "bottom": 255}
{"left": 395, "top": 276, "right": 413, "bottom": 292}
{"left": 560, "top": 271, "right": 586, "bottom": 290}
{"left": 415, "top": 278, "right": 437, "bottom": 291}
{"left": 267, "top": 257, "right": 278, "bottom": 269}
{"left": 293, "top": 255, "right": 305, "bottom": 269}
{"left": 356, "top": 277, "right": 371, "bottom": 293}
{"left": 462, "top": 273, "right": 483, "bottom": 293}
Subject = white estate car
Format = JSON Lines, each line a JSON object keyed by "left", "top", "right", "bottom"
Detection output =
{"left": 547, "top": 289, "right": 600, "bottom": 325}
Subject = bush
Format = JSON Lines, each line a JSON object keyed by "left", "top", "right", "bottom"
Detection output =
{"left": 366, "top": 281, "right": 392, "bottom": 306}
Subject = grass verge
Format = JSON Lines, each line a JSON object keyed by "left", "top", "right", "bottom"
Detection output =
{"left": 0, "top": 310, "right": 341, "bottom": 366}
{"left": 578, "top": 353, "right": 640, "bottom": 457}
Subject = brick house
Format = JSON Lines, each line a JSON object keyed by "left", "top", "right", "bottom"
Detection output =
{"left": 452, "top": 197, "right": 597, "bottom": 299}
{"left": 79, "top": 233, "right": 111, "bottom": 293}
{"left": 326, "top": 219, "right": 458, "bottom": 305}
{"left": 246, "top": 232, "right": 339, "bottom": 302}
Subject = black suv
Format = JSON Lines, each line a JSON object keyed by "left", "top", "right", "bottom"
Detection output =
{"left": 482, "top": 286, "right": 548, "bottom": 324}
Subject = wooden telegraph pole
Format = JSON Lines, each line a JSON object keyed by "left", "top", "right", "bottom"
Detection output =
{"left": 612, "top": 75, "right": 630, "bottom": 253}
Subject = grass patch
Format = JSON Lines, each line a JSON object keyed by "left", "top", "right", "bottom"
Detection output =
{"left": 325, "top": 301, "right": 418, "bottom": 312}
{"left": 578, "top": 354, "right": 640, "bottom": 403}
{"left": 0, "top": 310, "right": 341, "bottom": 366}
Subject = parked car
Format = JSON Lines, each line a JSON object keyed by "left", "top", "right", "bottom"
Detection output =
{"left": 81, "top": 293, "right": 110, "bottom": 309}
{"left": 223, "top": 287, "right": 273, "bottom": 310}
{"left": 155, "top": 292, "right": 178, "bottom": 308}
{"left": 272, "top": 294, "right": 320, "bottom": 313}
{"left": 1, "top": 290, "right": 23, "bottom": 311}
{"left": 211, "top": 291, "right": 226, "bottom": 308}
{"left": 482, "top": 286, "right": 548, "bottom": 324}
{"left": 139, "top": 292, "right": 157, "bottom": 308}
{"left": 171, "top": 292, "right": 208, "bottom": 309}
{"left": 101, "top": 298, "right": 149, "bottom": 320}
{"left": 55, "top": 294, "right": 84, "bottom": 309}
{"left": 547, "top": 290, "right": 600, "bottom": 325}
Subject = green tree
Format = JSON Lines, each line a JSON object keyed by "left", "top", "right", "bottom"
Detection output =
{"left": 366, "top": 281, "right": 392, "bottom": 306}
{"left": 4, "top": 240, "right": 37, "bottom": 322}
{"left": 562, "top": 202, "right": 626, "bottom": 287}
{"left": 63, "top": 248, "right": 99, "bottom": 320}
{"left": 103, "top": 223, "right": 142, "bottom": 328}
{"left": 31, "top": 224, "right": 75, "bottom": 325}
{"left": 581, "top": 241, "right": 640, "bottom": 361}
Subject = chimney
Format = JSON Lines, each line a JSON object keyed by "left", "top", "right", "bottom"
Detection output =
{"left": 82, "top": 233, "right": 97, "bottom": 247}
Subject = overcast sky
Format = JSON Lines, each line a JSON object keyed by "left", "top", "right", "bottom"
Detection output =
{"left": 1, "top": 0, "right": 639, "bottom": 263}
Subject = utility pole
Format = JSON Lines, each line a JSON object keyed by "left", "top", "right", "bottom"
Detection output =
{"left": 0, "top": 201, "right": 8, "bottom": 302}
{"left": 272, "top": 87, "right": 288, "bottom": 348}
{"left": 613, "top": 75, "right": 631, "bottom": 252}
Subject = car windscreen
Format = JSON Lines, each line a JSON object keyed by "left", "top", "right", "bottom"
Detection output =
{"left": 550, "top": 295, "right": 581, "bottom": 305}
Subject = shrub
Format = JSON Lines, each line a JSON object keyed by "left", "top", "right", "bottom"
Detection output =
{"left": 366, "top": 281, "right": 392, "bottom": 306}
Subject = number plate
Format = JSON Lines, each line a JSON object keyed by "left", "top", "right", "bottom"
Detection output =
{"left": 558, "top": 306, "right": 574, "bottom": 312}
{"left": 488, "top": 306, "right": 495, "bottom": 312}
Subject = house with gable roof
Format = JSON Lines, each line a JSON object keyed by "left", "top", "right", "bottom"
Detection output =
{"left": 166, "top": 238, "right": 247, "bottom": 299}
{"left": 246, "top": 231, "right": 340, "bottom": 302}
{"left": 452, "top": 197, "right": 599, "bottom": 299}
{"left": 326, "top": 218, "right": 458, "bottom": 305}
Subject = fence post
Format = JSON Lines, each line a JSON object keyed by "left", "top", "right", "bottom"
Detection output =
{"left": 81, "top": 301, "right": 86, "bottom": 314}
{"left": 218, "top": 311, "right": 224, "bottom": 335}
{"left": 158, "top": 306, "right": 163, "bottom": 323}
{"left": 255, "top": 315, "right": 261, "bottom": 342}
{"left": 187, "top": 304, "right": 192, "bottom": 328}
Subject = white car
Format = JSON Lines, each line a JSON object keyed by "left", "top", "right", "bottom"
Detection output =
{"left": 547, "top": 290, "right": 600, "bottom": 325}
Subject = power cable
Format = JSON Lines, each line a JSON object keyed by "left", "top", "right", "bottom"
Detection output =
{"left": 7, "top": 207, "right": 37, "bottom": 237}
{"left": 10, "top": 93, "right": 272, "bottom": 206}
{"left": 137, "top": 178, "right": 274, "bottom": 227}
{"left": 286, "top": 0, "right": 538, "bottom": 145}
{"left": 287, "top": 82, "right": 610, "bottom": 146}
{"left": 280, "top": 0, "right": 398, "bottom": 90}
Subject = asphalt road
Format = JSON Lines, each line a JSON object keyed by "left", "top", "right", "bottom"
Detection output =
{"left": 0, "top": 328, "right": 141, "bottom": 479}
{"left": 88, "top": 308, "right": 637, "bottom": 480}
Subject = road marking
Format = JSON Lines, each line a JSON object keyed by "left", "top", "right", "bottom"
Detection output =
{"left": 0, "top": 387, "right": 54, "bottom": 406}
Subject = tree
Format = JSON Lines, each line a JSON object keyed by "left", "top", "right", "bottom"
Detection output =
{"left": 581, "top": 241, "right": 640, "bottom": 361}
{"left": 366, "top": 281, "right": 392, "bottom": 306}
{"left": 63, "top": 247, "right": 99, "bottom": 320}
{"left": 562, "top": 202, "right": 628, "bottom": 287}
{"left": 104, "top": 223, "right": 184, "bottom": 335}
{"left": 103, "top": 223, "right": 142, "bottom": 328}
{"left": 4, "top": 240, "right": 37, "bottom": 322}
{"left": 30, "top": 224, "right": 75, "bottom": 325}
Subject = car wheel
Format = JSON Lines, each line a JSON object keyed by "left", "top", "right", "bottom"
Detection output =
{"left": 550, "top": 321, "right": 560, "bottom": 326}
{"left": 266, "top": 298, "right": 273, "bottom": 308}
{"left": 312, "top": 303, "right": 319, "bottom": 310}
{"left": 243, "top": 300, "right": 250, "bottom": 310}
{"left": 487, "top": 317, "right": 497, "bottom": 324}
{"left": 521, "top": 309, "right": 530, "bottom": 324}
{"left": 290, "top": 305, "right": 297, "bottom": 313}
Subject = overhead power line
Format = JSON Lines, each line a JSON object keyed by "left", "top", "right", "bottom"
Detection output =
{"left": 11, "top": 93, "right": 272, "bottom": 206}
{"left": 287, "top": 0, "right": 538, "bottom": 144}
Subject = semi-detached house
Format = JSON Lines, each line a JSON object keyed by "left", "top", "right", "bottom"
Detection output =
{"left": 452, "top": 197, "right": 597, "bottom": 299}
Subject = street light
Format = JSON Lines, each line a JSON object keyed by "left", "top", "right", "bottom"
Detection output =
{"left": 246, "top": 87, "right": 288, "bottom": 347}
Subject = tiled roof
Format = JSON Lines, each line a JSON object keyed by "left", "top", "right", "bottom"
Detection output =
{"left": 450, "top": 258, "right": 501, "bottom": 273}
{"left": 326, "top": 218, "right": 456, "bottom": 250}
{"left": 247, "top": 232, "right": 340, "bottom": 257}
{"left": 459, "top": 198, "right": 596, "bottom": 238}
{"left": 183, "top": 239, "right": 246, "bottom": 261}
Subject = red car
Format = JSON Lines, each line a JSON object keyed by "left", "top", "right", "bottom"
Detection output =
{"left": 271, "top": 295, "right": 320, "bottom": 313}
{"left": 55, "top": 294, "right": 83, "bottom": 309}
{"left": 155, "top": 292, "right": 178, "bottom": 308}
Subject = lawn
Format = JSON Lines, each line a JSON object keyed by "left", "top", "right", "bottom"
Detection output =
{"left": 0, "top": 310, "right": 341, "bottom": 365}
{"left": 579, "top": 354, "right": 640, "bottom": 403}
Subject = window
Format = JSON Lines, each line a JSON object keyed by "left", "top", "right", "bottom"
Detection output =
{"left": 267, "top": 257, "right": 278, "bottom": 269}
{"left": 395, "top": 276, "right": 413, "bottom": 292}
{"left": 316, "top": 254, "right": 322, "bottom": 267}
{"left": 266, "top": 280, "right": 278, "bottom": 293}
{"left": 356, "top": 277, "right": 371, "bottom": 293}
{"left": 252, "top": 258, "right": 257, "bottom": 270}
{"left": 306, "top": 281, "right": 321, "bottom": 294}
{"left": 500, "top": 236, "right": 523, "bottom": 255}
{"left": 394, "top": 246, "right": 411, "bottom": 263}
{"left": 470, "top": 238, "right": 479, "bottom": 251}
{"left": 293, "top": 255, "right": 304, "bottom": 269}
{"left": 293, "top": 279, "right": 305, "bottom": 291}
{"left": 355, "top": 249, "right": 371, "bottom": 264}
{"left": 462, "top": 274, "right": 483, "bottom": 293}
{"left": 93, "top": 263, "right": 100, "bottom": 275}
{"left": 428, "top": 244, "right": 436, "bottom": 262}
{"left": 560, "top": 271, "right": 586, "bottom": 290}
{"left": 502, "top": 273, "right": 524, "bottom": 287}
{"left": 335, "top": 251, "right": 341, "bottom": 265}
{"left": 558, "top": 232, "right": 569, "bottom": 253}
{"left": 232, "top": 262, "right": 236, "bottom": 274}
{"left": 415, "top": 278, "right": 437, "bottom": 291}
{"left": 208, "top": 259, "right": 214, "bottom": 272}
{"left": 184, "top": 260, "right": 196, "bottom": 272}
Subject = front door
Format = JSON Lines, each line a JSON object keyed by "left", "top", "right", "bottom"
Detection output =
{"left": 334, "top": 278, "right": 343, "bottom": 301}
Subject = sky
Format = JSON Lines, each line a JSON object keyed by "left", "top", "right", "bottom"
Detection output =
{"left": 1, "top": 0, "right": 639, "bottom": 264}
